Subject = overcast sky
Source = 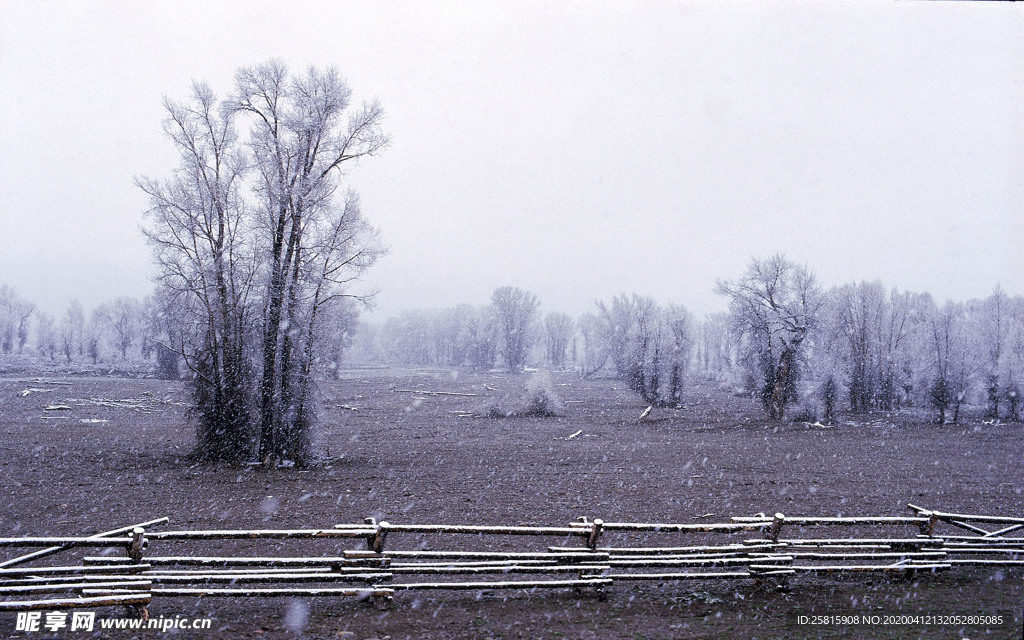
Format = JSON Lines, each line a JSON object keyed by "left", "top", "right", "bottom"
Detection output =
{"left": 1, "top": 1, "right": 1022, "bottom": 322}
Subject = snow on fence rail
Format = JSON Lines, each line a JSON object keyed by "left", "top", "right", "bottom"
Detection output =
{"left": 1, "top": 504, "right": 1020, "bottom": 617}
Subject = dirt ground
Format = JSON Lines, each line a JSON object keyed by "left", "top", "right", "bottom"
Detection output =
{"left": 0, "top": 369, "right": 1021, "bottom": 639}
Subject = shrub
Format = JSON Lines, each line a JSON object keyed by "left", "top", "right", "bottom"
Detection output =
{"left": 488, "top": 371, "right": 565, "bottom": 418}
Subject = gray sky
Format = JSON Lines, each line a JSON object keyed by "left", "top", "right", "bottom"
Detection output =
{"left": 1, "top": 1, "right": 1022, "bottom": 322}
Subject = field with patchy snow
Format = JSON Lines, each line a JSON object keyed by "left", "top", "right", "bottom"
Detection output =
{"left": 0, "top": 369, "right": 1020, "bottom": 639}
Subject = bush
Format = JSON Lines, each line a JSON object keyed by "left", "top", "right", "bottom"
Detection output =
{"left": 487, "top": 371, "right": 566, "bottom": 418}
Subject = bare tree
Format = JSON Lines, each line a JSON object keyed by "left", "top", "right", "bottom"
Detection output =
{"left": 592, "top": 295, "right": 693, "bottom": 407}
{"left": 98, "top": 297, "right": 143, "bottom": 360}
{"left": 140, "top": 79, "right": 255, "bottom": 461}
{"left": 716, "top": 255, "right": 823, "bottom": 419}
{"left": 978, "top": 285, "right": 1011, "bottom": 418}
{"left": 577, "top": 311, "right": 609, "bottom": 377}
{"left": 231, "top": 61, "right": 387, "bottom": 464}
{"left": 543, "top": 312, "right": 574, "bottom": 370}
{"left": 491, "top": 286, "right": 539, "bottom": 372}
{"left": 35, "top": 312, "right": 57, "bottom": 361}
{"left": 141, "top": 62, "right": 385, "bottom": 465}
{"left": 84, "top": 308, "right": 105, "bottom": 365}
{"left": 0, "top": 286, "right": 33, "bottom": 355}
{"left": 60, "top": 300, "right": 84, "bottom": 362}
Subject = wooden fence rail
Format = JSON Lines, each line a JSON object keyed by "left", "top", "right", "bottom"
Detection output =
{"left": 1, "top": 505, "right": 1020, "bottom": 615}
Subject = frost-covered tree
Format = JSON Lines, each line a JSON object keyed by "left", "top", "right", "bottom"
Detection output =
{"left": 923, "top": 298, "right": 979, "bottom": 424}
{"left": 716, "top": 255, "right": 823, "bottom": 419}
{"left": 0, "top": 286, "right": 16, "bottom": 354}
{"left": 377, "top": 305, "right": 499, "bottom": 369}
{"left": 139, "top": 79, "right": 255, "bottom": 461}
{"left": 138, "top": 295, "right": 161, "bottom": 361}
{"left": 662, "top": 304, "right": 695, "bottom": 406}
{"left": 0, "top": 286, "right": 33, "bottom": 355}
{"left": 320, "top": 298, "right": 359, "bottom": 379}
{"left": 233, "top": 61, "right": 386, "bottom": 464}
{"left": 35, "top": 312, "right": 57, "bottom": 361}
{"left": 15, "top": 300, "right": 33, "bottom": 354}
{"left": 1004, "top": 295, "right": 1024, "bottom": 421}
{"left": 592, "top": 294, "right": 693, "bottom": 406}
{"left": 60, "top": 300, "right": 84, "bottom": 362}
{"left": 620, "top": 294, "right": 660, "bottom": 400}
{"left": 140, "top": 60, "right": 386, "bottom": 465}
{"left": 543, "top": 312, "right": 574, "bottom": 370}
{"left": 382, "top": 310, "right": 436, "bottom": 365}
{"left": 145, "top": 288, "right": 183, "bottom": 380}
{"left": 84, "top": 308, "right": 106, "bottom": 364}
{"left": 97, "top": 297, "right": 143, "bottom": 360}
{"left": 577, "top": 311, "right": 609, "bottom": 377}
{"left": 595, "top": 294, "right": 645, "bottom": 390}
{"left": 491, "top": 286, "right": 539, "bottom": 372}
{"left": 347, "top": 321, "right": 383, "bottom": 365}
{"left": 976, "top": 285, "right": 1014, "bottom": 418}
{"left": 824, "top": 281, "right": 917, "bottom": 413}
{"left": 442, "top": 305, "right": 481, "bottom": 366}
{"left": 694, "top": 312, "right": 733, "bottom": 380}
{"left": 462, "top": 305, "right": 499, "bottom": 370}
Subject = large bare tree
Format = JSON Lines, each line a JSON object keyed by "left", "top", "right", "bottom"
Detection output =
{"left": 0, "top": 286, "right": 33, "bottom": 355}
{"left": 543, "top": 312, "right": 575, "bottom": 370}
{"left": 593, "top": 294, "right": 693, "bottom": 407}
{"left": 140, "top": 61, "right": 385, "bottom": 464}
{"left": 232, "top": 61, "right": 386, "bottom": 464}
{"left": 97, "top": 297, "right": 143, "bottom": 360}
{"left": 491, "top": 286, "right": 539, "bottom": 373}
{"left": 825, "top": 281, "right": 915, "bottom": 413}
{"left": 717, "top": 255, "right": 823, "bottom": 419}
{"left": 139, "top": 80, "right": 255, "bottom": 460}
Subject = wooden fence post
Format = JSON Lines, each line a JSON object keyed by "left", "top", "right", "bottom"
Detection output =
{"left": 372, "top": 523, "right": 389, "bottom": 554}
{"left": 587, "top": 519, "right": 604, "bottom": 551}
{"left": 127, "top": 527, "right": 148, "bottom": 620}
{"left": 767, "top": 514, "right": 785, "bottom": 543}
{"left": 128, "top": 528, "right": 145, "bottom": 562}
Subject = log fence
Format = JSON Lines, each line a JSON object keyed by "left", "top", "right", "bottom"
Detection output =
{"left": 1, "top": 504, "right": 1020, "bottom": 616}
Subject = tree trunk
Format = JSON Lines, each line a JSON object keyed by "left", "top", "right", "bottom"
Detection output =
{"left": 770, "top": 347, "right": 796, "bottom": 420}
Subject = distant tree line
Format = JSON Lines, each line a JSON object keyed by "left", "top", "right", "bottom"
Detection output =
{"left": 1, "top": 291, "right": 167, "bottom": 369}
{"left": 355, "top": 256, "right": 1024, "bottom": 425}
{"left": 3, "top": 287, "right": 360, "bottom": 389}
{"left": 363, "top": 286, "right": 569, "bottom": 374}
{"left": 714, "top": 255, "right": 1024, "bottom": 424}
{"left": 4, "top": 252, "right": 1022, "bottom": 451}
{"left": 359, "top": 285, "right": 696, "bottom": 408}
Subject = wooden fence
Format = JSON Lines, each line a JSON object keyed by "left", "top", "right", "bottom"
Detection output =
{"left": 1, "top": 505, "right": 1020, "bottom": 617}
